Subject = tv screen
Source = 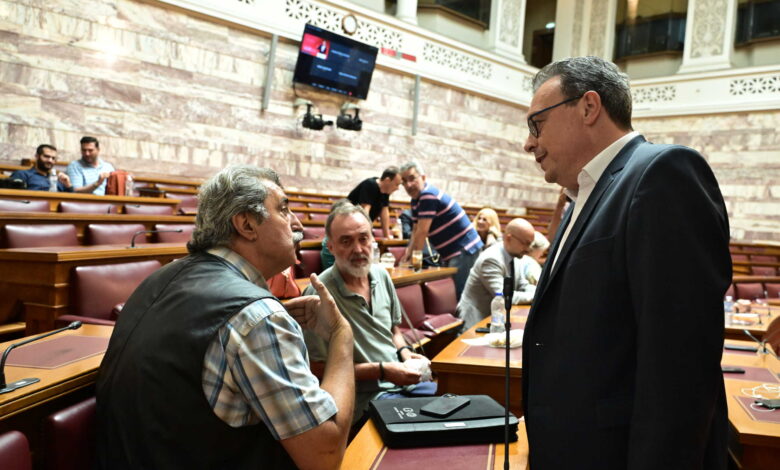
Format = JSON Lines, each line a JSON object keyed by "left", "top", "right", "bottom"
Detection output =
{"left": 292, "top": 24, "right": 378, "bottom": 100}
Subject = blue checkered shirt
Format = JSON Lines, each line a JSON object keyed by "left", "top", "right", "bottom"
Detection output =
{"left": 202, "top": 247, "right": 337, "bottom": 440}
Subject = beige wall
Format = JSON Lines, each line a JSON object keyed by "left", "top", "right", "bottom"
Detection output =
{"left": 0, "top": 0, "right": 555, "bottom": 212}
{"left": 0, "top": 0, "right": 778, "bottom": 241}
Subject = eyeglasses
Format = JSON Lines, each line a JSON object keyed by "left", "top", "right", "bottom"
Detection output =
{"left": 527, "top": 95, "right": 583, "bottom": 138}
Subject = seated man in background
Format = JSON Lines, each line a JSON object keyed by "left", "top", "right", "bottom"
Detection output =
{"left": 399, "top": 161, "right": 483, "bottom": 298}
{"left": 10, "top": 144, "right": 72, "bottom": 192}
{"left": 304, "top": 201, "right": 435, "bottom": 427}
{"left": 96, "top": 165, "right": 355, "bottom": 470}
{"left": 67, "top": 136, "right": 115, "bottom": 195}
{"left": 457, "top": 218, "right": 536, "bottom": 330}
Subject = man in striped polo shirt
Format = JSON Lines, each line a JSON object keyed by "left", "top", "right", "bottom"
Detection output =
{"left": 399, "top": 161, "right": 483, "bottom": 299}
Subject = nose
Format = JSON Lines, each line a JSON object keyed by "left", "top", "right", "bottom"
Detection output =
{"left": 523, "top": 134, "right": 536, "bottom": 154}
{"left": 289, "top": 211, "right": 303, "bottom": 231}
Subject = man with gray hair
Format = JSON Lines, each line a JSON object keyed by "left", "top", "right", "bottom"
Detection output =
{"left": 456, "top": 218, "right": 536, "bottom": 330}
{"left": 522, "top": 56, "right": 730, "bottom": 469}
{"left": 96, "top": 165, "right": 355, "bottom": 470}
{"left": 399, "top": 161, "right": 483, "bottom": 299}
{"left": 304, "top": 201, "right": 435, "bottom": 428}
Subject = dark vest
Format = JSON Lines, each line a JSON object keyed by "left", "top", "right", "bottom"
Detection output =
{"left": 95, "top": 252, "right": 297, "bottom": 469}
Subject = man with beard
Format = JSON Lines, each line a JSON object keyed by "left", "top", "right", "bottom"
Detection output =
{"left": 67, "top": 136, "right": 115, "bottom": 195}
{"left": 96, "top": 166, "right": 355, "bottom": 470}
{"left": 303, "top": 201, "right": 435, "bottom": 426}
{"left": 10, "top": 144, "right": 73, "bottom": 191}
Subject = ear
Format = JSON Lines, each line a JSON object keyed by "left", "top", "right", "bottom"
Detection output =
{"left": 581, "top": 90, "right": 602, "bottom": 126}
{"left": 231, "top": 212, "right": 258, "bottom": 242}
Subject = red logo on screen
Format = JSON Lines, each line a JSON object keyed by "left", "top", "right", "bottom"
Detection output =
{"left": 301, "top": 33, "right": 330, "bottom": 60}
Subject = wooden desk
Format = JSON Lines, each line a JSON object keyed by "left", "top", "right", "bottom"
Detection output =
{"left": 0, "top": 188, "right": 180, "bottom": 212}
{"left": 721, "top": 341, "right": 780, "bottom": 470}
{"left": 0, "top": 324, "right": 111, "bottom": 420}
{"left": 294, "top": 267, "right": 457, "bottom": 292}
{"left": 342, "top": 419, "right": 528, "bottom": 469}
{"left": 0, "top": 244, "right": 186, "bottom": 333}
{"left": 0, "top": 212, "right": 194, "bottom": 244}
{"left": 431, "top": 307, "right": 530, "bottom": 417}
{"left": 725, "top": 310, "right": 773, "bottom": 341}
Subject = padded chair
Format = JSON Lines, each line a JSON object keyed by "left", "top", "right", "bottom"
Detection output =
{"left": 153, "top": 224, "right": 195, "bottom": 243}
{"left": 296, "top": 249, "right": 322, "bottom": 278}
{"left": 167, "top": 193, "right": 198, "bottom": 212}
{"left": 386, "top": 246, "right": 406, "bottom": 266}
{"left": 750, "top": 254, "right": 778, "bottom": 263}
{"left": 422, "top": 278, "right": 458, "bottom": 316}
{"left": 303, "top": 226, "right": 326, "bottom": 240}
{"left": 58, "top": 201, "right": 115, "bottom": 214}
{"left": 307, "top": 202, "right": 331, "bottom": 209}
{"left": 725, "top": 284, "right": 735, "bottom": 299}
{"left": 765, "top": 316, "right": 780, "bottom": 357}
{"left": 0, "top": 198, "right": 49, "bottom": 212}
{"left": 2, "top": 224, "right": 79, "bottom": 248}
{"left": 750, "top": 266, "right": 776, "bottom": 276}
{"left": 734, "top": 282, "right": 764, "bottom": 301}
{"left": 730, "top": 254, "right": 748, "bottom": 262}
{"left": 85, "top": 223, "right": 146, "bottom": 245}
{"left": 56, "top": 260, "right": 162, "bottom": 327}
{"left": 0, "top": 430, "right": 31, "bottom": 470}
{"left": 396, "top": 284, "right": 461, "bottom": 337}
{"left": 123, "top": 204, "right": 174, "bottom": 215}
{"left": 44, "top": 396, "right": 96, "bottom": 470}
{"left": 766, "top": 283, "right": 780, "bottom": 299}
{"left": 308, "top": 212, "right": 328, "bottom": 221}
{"left": 372, "top": 228, "right": 384, "bottom": 240}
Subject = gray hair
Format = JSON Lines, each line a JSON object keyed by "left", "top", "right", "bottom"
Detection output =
{"left": 530, "top": 231, "right": 550, "bottom": 251}
{"left": 533, "top": 56, "right": 633, "bottom": 131}
{"left": 188, "top": 165, "right": 281, "bottom": 253}
{"left": 325, "top": 199, "right": 372, "bottom": 239}
{"left": 400, "top": 161, "right": 425, "bottom": 176}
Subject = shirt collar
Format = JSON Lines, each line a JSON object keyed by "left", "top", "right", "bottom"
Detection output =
{"left": 206, "top": 246, "right": 269, "bottom": 289}
{"left": 565, "top": 131, "right": 639, "bottom": 200}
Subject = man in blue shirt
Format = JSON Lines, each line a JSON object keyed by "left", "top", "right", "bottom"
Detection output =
{"left": 399, "top": 161, "right": 483, "bottom": 299}
{"left": 66, "top": 136, "right": 115, "bottom": 195}
{"left": 10, "top": 144, "right": 73, "bottom": 192}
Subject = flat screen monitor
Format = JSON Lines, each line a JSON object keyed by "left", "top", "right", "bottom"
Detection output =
{"left": 292, "top": 24, "right": 378, "bottom": 100}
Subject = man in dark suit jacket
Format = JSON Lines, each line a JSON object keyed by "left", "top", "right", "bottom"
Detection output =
{"left": 521, "top": 56, "right": 731, "bottom": 469}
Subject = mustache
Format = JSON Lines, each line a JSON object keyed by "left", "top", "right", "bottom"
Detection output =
{"left": 292, "top": 230, "right": 304, "bottom": 243}
{"left": 350, "top": 254, "right": 369, "bottom": 263}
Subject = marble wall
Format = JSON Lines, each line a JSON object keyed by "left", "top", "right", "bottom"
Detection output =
{"left": 0, "top": 0, "right": 778, "bottom": 241}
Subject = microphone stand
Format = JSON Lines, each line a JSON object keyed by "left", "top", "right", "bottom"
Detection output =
{"left": 501, "top": 260, "right": 515, "bottom": 470}
{"left": 0, "top": 321, "right": 82, "bottom": 394}
{"left": 129, "top": 229, "right": 183, "bottom": 248}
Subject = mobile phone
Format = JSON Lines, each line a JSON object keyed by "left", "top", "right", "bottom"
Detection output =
{"left": 724, "top": 344, "right": 758, "bottom": 352}
{"left": 754, "top": 398, "right": 780, "bottom": 409}
{"left": 721, "top": 366, "right": 746, "bottom": 374}
{"left": 420, "top": 394, "right": 471, "bottom": 418}
{"left": 475, "top": 327, "right": 490, "bottom": 334}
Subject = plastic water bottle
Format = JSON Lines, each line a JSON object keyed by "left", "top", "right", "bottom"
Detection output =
{"left": 125, "top": 174, "right": 134, "bottom": 196}
{"left": 48, "top": 169, "right": 58, "bottom": 192}
{"left": 723, "top": 295, "right": 735, "bottom": 325}
{"left": 490, "top": 293, "right": 505, "bottom": 334}
{"left": 371, "top": 241, "right": 380, "bottom": 264}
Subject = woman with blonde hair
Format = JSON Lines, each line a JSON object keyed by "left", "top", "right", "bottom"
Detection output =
{"left": 473, "top": 208, "right": 502, "bottom": 249}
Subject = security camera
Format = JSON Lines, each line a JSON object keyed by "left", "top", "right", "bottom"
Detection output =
{"left": 301, "top": 103, "right": 333, "bottom": 130}
{"left": 336, "top": 103, "right": 362, "bottom": 131}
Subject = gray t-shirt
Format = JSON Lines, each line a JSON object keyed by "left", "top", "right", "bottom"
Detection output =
{"left": 303, "top": 264, "right": 403, "bottom": 418}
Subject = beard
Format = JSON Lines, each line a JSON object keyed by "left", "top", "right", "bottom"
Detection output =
{"left": 37, "top": 159, "right": 52, "bottom": 172}
{"left": 292, "top": 230, "right": 304, "bottom": 244}
{"left": 336, "top": 254, "right": 371, "bottom": 278}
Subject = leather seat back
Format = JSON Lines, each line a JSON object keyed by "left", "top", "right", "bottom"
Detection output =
{"left": 3, "top": 224, "right": 79, "bottom": 248}
{"left": 86, "top": 224, "right": 146, "bottom": 245}
{"left": 71, "top": 261, "right": 162, "bottom": 320}
{"left": 44, "top": 397, "right": 96, "bottom": 470}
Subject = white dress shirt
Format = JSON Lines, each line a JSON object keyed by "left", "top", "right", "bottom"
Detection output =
{"left": 550, "top": 131, "right": 640, "bottom": 270}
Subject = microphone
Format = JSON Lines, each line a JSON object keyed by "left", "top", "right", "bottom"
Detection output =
{"left": 130, "top": 229, "right": 183, "bottom": 248}
{"left": 501, "top": 258, "right": 515, "bottom": 470}
{"left": 0, "top": 321, "right": 82, "bottom": 394}
{"left": 743, "top": 329, "right": 778, "bottom": 358}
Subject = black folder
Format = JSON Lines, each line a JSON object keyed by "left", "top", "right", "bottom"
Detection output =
{"left": 368, "top": 394, "right": 518, "bottom": 448}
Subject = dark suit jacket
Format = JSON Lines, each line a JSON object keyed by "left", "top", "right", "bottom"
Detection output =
{"left": 522, "top": 135, "right": 731, "bottom": 470}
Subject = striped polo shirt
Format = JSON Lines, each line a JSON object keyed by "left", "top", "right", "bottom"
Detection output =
{"left": 411, "top": 183, "right": 483, "bottom": 260}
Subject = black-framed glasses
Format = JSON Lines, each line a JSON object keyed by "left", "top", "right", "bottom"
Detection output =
{"left": 527, "top": 95, "right": 583, "bottom": 138}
